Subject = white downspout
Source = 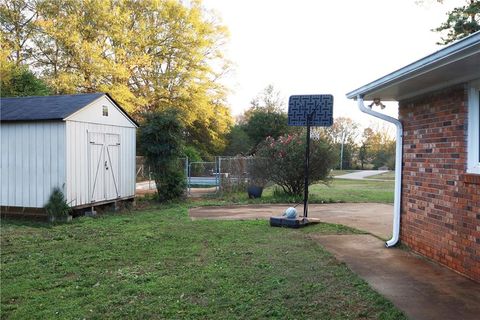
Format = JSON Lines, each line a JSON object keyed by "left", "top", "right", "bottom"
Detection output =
{"left": 356, "top": 95, "right": 403, "bottom": 247}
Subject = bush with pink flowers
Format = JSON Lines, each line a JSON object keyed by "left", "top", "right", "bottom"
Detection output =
{"left": 255, "top": 133, "right": 337, "bottom": 196}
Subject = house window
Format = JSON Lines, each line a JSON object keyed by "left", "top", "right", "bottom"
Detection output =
{"left": 467, "top": 80, "right": 480, "bottom": 174}
{"left": 102, "top": 105, "right": 108, "bottom": 117}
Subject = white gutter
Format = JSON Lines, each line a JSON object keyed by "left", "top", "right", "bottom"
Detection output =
{"left": 356, "top": 96, "right": 402, "bottom": 247}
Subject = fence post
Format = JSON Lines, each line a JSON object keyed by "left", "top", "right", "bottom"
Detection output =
{"left": 217, "top": 156, "right": 221, "bottom": 193}
{"left": 148, "top": 166, "right": 152, "bottom": 190}
{"left": 185, "top": 157, "right": 189, "bottom": 195}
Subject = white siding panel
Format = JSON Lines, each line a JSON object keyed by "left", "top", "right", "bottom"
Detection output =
{"left": 66, "top": 96, "right": 136, "bottom": 128}
{"left": 65, "top": 121, "right": 136, "bottom": 207}
{"left": 29, "top": 124, "right": 36, "bottom": 206}
{"left": 0, "top": 122, "right": 66, "bottom": 208}
{"left": 35, "top": 124, "right": 44, "bottom": 207}
{"left": 23, "top": 124, "right": 30, "bottom": 205}
{"left": 15, "top": 124, "right": 23, "bottom": 205}
{"left": 0, "top": 125, "right": 9, "bottom": 204}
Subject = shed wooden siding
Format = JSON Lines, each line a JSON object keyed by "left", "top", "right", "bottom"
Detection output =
{"left": 0, "top": 122, "right": 66, "bottom": 208}
{"left": 65, "top": 121, "right": 136, "bottom": 207}
{"left": 65, "top": 95, "right": 135, "bottom": 127}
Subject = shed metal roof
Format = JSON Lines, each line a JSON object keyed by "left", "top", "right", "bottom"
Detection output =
{"left": 346, "top": 31, "right": 480, "bottom": 101}
{"left": 0, "top": 93, "right": 138, "bottom": 126}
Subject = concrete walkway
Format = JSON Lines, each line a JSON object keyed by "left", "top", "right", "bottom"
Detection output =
{"left": 335, "top": 170, "right": 388, "bottom": 180}
{"left": 189, "top": 204, "right": 480, "bottom": 320}
{"left": 313, "top": 235, "right": 480, "bottom": 320}
{"left": 190, "top": 203, "right": 393, "bottom": 239}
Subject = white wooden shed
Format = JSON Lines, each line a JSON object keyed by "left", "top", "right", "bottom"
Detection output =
{"left": 0, "top": 93, "right": 138, "bottom": 213}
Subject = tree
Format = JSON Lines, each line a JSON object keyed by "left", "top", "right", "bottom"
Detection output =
{"left": 358, "top": 143, "right": 368, "bottom": 170}
{"left": 239, "top": 85, "right": 291, "bottom": 150}
{"left": 434, "top": 0, "right": 480, "bottom": 44}
{"left": 249, "top": 84, "right": 284, "bottom": 113}
{"left": 319, "top": 117, "right": 359, "bottom": 145}
{"left": 1, "top": 64, "right": 51, "bottom": 97}
{"left": 0, "top": 0, "right": 38, "bottom": 65}
{"left": 317, "top": 117, "right": 360, "bottom": 170}
{"left": 224, "top": 125, "right": 252, "bottom": 156}
{"left": 1, "top": 36, "right": 48, "bottom": 97}
{"left": 138, "top": 110, "right": 186, "bottom": 201}
{"left": 242, "top": 110, "right": 290, "bottom": 150}
{"left": 255, "top": 133, "right": 337, "bottom": 197}
{"left": 1, "top": 0, "right": 233, "bottom": 158}
{"left": 361, "top": 124, "right": 396, "bottom": 169}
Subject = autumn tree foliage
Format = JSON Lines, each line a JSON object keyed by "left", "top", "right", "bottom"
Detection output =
{"left": 361, "top": 125, "right": 396, "bottom": 169}
{"left": 317, "top": 117, "right": 360, "bottom": 170}
{"left": 0, "top": 0, "right": 232, "bottom": 157}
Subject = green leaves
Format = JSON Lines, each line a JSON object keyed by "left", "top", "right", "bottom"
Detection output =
{"left": 255, "top": 133, "right": 337, "bottom": 196}
{"left": 0, "top": 65, "right": 51, "bottom": 97}
{"left": 138, "top": 110, "right": 186, "bottom": 201}
{"left": 434, "top": 0, "right": 480, "bottom": 45}
{"left": 44, "top": 187, "right": 71, "bottom": 220}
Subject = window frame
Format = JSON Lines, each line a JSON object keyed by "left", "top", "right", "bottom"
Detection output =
{"left": 102, "top": 105, "right": 109, "bottom": 117}
{"left": 467, "top": 80, "right": 480, "bottom": 174}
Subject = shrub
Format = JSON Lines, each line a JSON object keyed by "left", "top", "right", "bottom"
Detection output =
{"left": 44, "top": 187, "right": 71, "bottom": 221}
{"left": 255, "top": 133, "right": 337, "bottom": 197}
{"left": 154, "top": 166, "right": 186, "bottom": 202}
{"left": 138, "top": 110, "right": 186, "bottom": 201}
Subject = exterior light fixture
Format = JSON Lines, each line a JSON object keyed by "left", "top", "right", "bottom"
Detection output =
{"left": 369, "top": 98, "right": 386, "bottom": 110}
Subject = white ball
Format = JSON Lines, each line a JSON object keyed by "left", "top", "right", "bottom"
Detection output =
{"left": 284, "top": 207, "right": 297, "bottom": 219}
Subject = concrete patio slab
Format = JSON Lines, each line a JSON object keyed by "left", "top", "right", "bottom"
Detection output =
{"left": 190, "top": 203, "right": 393, "bottom": 239}
{"left": 311, "top": 234, "right": 480, "bottom": 320}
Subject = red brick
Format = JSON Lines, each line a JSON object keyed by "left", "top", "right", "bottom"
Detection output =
{"left": 399, "top": 84, "right": 480, "bottom": 282}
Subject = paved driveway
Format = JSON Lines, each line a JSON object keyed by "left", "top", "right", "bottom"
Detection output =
{"left": 335, "top": 170, "right": 388, "bottom": 180}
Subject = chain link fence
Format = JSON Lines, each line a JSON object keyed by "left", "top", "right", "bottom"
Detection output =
{"left": 187, "top": 161, "right": 219, "bottom": 194}
{"left": 136, "top": 156, "right": 262, "bottom": 196}
{"left": 216, "top": 156, "right": 253, "bottom": 193}
{"left": 136, "top": 157, "right": 188, "bottom": 193}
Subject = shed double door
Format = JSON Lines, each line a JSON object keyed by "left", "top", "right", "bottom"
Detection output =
{"left": 88, "top": 132, "right": 121, "bottom": 202}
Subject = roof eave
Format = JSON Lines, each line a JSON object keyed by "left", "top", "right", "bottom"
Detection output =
{"left": 346, "top": 31, "right": 480, "bottom": 101}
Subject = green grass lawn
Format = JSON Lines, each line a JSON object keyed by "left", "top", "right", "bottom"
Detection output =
{"left": 308, "top": 179, "right": 394, "bottom": 203}
{"left": 213, "top": 178, "right": 394, "bottom": 205}
{"left": 1, "top": 205, "right": 405, "bottom": 319}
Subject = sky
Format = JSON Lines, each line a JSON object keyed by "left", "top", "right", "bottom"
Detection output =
{"left": 202, "top": 0, "right": 465, "bottom": 128}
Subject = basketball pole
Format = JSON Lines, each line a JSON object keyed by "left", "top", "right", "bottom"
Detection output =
{"left": 303, "top": 113, "right": 312, "bottom": 219}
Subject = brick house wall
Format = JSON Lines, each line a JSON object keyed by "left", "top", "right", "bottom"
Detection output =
{"left": 399, "top": 84, "right": 480, "bottom": 282}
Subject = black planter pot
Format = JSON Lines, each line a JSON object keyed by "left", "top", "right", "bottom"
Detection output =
{"left": 247, "top": 185, "right": 263, "bottom": 199}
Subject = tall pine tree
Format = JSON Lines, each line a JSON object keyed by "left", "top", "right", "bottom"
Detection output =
{"left": 434, "top": 0, "right": 480, "bottom": 44}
